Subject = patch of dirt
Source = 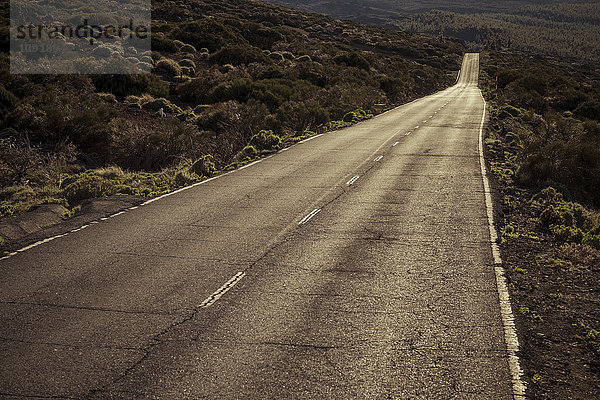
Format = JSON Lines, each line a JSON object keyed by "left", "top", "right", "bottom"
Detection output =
{"left": 0, "top": 195, "right": 145, "bottom": 253}
{"left": 485, "top": 122, "right": 600, "bottom": 399}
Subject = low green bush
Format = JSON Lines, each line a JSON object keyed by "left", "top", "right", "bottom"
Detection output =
{"left": 97, "top": 92, "right": 118, "bottom": 103}
{"left": 342, "top": 108, "right": 371, "bottom": 123}
{"left": 239, "top": 145, "right": 258, "bottom": 159}
{"left": 62, "top": 174, "right": 113, "bottom": 203}
{"left": 582, "top": 233, "right": 600, "bottom": 249}
{"left": 179, "top": 59, "right": 196, "bottom": 69}
{"left": 91, "top": 74, "right": 169, "bottom": 98}
{"left": 175, "top": 169, "right": 199, "bottom": 186}
{"left": 180, "top": 44, "right": 197, "bottom": 54}
{"left": 249, "top": 130, "right": 281, "bottom": 151}
{"left": 333, "top": 52, "right": 371, "bottom": 70}
{"left": 551, "top": 224, "right": 584, "bottom": 244}
{"left": 211, "top": 45, "right": 269, "bottom": 66}
{"left": 155, "top": 58, "right": 181, "bottom": 77}
{"left": 190, "top": 155, "right": 217, "bottom": 177}
{"left": 141, "top": 98, "right": 182, "bottom": 114}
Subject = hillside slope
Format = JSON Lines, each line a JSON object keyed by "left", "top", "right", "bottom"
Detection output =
{"left": 0, "top": 0, "right": 463, "bottom": 240}
{"left": 266, "top": 1, "right": 600, "bottom": 62}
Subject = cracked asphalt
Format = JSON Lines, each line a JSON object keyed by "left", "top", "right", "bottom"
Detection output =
{"left": 0, "top": 53, "right": 513, "bottom": 399}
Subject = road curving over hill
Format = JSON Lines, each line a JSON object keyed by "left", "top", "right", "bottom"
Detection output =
{"left": 0, "top": 53, "right": 522, "bottom": 399}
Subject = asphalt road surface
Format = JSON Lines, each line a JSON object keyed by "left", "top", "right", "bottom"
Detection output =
{"left": 1, "top": 53, "right": 515, "bottom": 399}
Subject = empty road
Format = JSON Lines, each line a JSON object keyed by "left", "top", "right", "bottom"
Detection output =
{"left": 1, "top": 54, "right": 518, "bottom": 399}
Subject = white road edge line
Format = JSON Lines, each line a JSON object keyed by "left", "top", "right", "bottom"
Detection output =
{"left": 374, "top": 155, "right": 383, "bottom": 162}
{"left": 347, "top": 175, "right": 359, "bottom": 185}
{"left": 198, "top": 271, "right": 246, "bottom": 308}
{"left": 299, "top": 208, "right": 321, "bottom": 225}
{"left": 478, "top": 92, "right": 527, "bottom": 399}
{"left": 298, "top": 133, "right": 324, "bottom": 144}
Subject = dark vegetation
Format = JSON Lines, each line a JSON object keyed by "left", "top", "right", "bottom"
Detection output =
{"left": 266, "top": 0, "right": 589, "bottom": 17}
{"left": 481, "top": 50, "right": 600, "bottom": 398}
{"left": 481, "top": 51, "right": 600, "bottom": 208}
{"left": 267, "top": 1, "right": 600, "bottom": 62}
{"left": 0, "top": 0, "right": 464, "bottom": 231}
{"left": 394, "top": 3, "right": 600, "bottom": 62}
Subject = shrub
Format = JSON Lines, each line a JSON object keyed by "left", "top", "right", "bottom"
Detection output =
{"left": 211, "top": 45, "right": 269, "bottom": 66}
{"left": 180, "top": 66, "right": 194, "bottom": 77}
{"left": 97, "top": 92, "right": 117, "bottom": 103}
{"left": 269, "top": 52, "right": 284, "bottom": 61}
{"left": 498, "top": 104, "right": 522, "bottom": 119}
{"left": 177, "top": 109, "right": 197, "bottom": 122}
{"left": 195, "top": 101, "right": 242, "bottom": 135}
{"left": 141, "top": 98, "right": 182, "bottom": 114}
{"left": 177, "top": 74, "right": 222, "bottom": 104}
{"left": 172, "top": 20, "right": 245, "bottom": 53}
{"left": 242, "top": 24, "right": 284, "bottom": 48}
{"left": 0, "top": 83, "right": 18, "bottom": 122}
{"left": 175, "top": 169, "right": 198, "bottom": 186}
{"left": 241, "top": 145, "right": 258, "bottom": 158}
{"left": 190, "top": 155, "right": 217, "bottom": 176}
{"left": 151, "top": 33, "right": 178, "bottom": 53}
{"left": 62, "top": 174, "right": 113, "bottom": 204}
{"left": 180, "top": 44, "right": 197, "bottom": 54}
{"left": 333, "top": 52, "right": 371, "bottom": 70}
{"left": 532, "top": 187, "right": 564, "bottom": 206}
{"left": 275, "top": 101, "right": 330, "bottom": 132}
{"left": 194, "top": 104, "right": 212, "bottom": 113}
{"left": 208, "top": 78, "right": 253, "bottom": 103}
{"left": 234, "top": 145, "right": 258, "bottom": 161}
{"left": 155, "top": 58, "right": 181, "bottom": 77}
{"left": 249, "top": 130, "right": 281, "bottom": 151}
{"left": 551, "top": 224, "right": 584, "bottom": 243}
{"left": 342, "top": 108, "right": 370, "bottom": 123}
{"left": 378, "top": 75, "right": 412, "bottom": 103}
{"left": 179, "top": 59, "right": 196, "bottom": 69}
{"left": 91, "top": 74, "right": 169, "bottom": 99}
{"left": 94, "top": 166, "right": 124, "bottom": 179}
{"left": 540, "top": 205, "right": 561, "bottom": 227}
{"left": 582, "top": 233, "right": 600, "bottom": 250}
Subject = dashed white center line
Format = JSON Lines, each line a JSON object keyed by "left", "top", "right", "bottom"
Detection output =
{"left": 299, "top": 208, "right": 321, "bottom": 225}
{"left": 406, "top": 132, "right": 412, "bottom": 136}
{"left": 346, "top": 175, "right": 359, "bottom": 185}
{"left": 198, "top": 271, "right": 246, "bottom": 308}
{"left": 374, "top": 155, "right": 383, "bottom": 162}
{"left": 414, "top": 125, "right": 420, "bottom": 129}
{"left": 392, "top": 141, "right": 399, "bottom": 146}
